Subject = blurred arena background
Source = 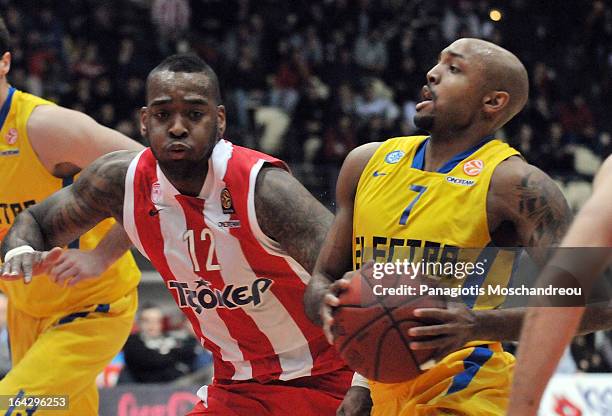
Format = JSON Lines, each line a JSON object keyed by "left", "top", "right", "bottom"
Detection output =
{"left": 1, "top": 0, "right": 611, "bottom": 414}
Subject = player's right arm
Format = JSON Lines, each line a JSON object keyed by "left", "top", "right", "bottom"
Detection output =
{"left": 0, "top": 151, "right": 136, "bottom": 282}
{"left": 304, "top": 142, "right": 380, "bottom": 416}
{"left": 304, "top": 142, "right": 380, "bottom": 328}
{"left": 508, "top": 155, "right": 612, "bottom": 416}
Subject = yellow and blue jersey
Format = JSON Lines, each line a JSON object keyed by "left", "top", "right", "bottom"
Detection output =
{"left": 353, "top": 135, "right": 519, "bottom": 415}
{"left": 354, "top": 135, "right": 520, "bottom": 309}
{"left": 0, "top": 87, "right": 140, "bottom": 317}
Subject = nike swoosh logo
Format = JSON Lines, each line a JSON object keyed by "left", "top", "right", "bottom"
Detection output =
{"left": 373, "top": 171, "right": 388, "bottom": 177}
{"left": 149, "top": 207, "right": 165, "bottom": 216}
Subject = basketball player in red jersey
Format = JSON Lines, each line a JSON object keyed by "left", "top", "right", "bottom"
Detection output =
{"left": 508, "top": 155, "right": 612, "bottom": 416}
{"left": 1, "top": 54, "right": 351, "bottom": 415}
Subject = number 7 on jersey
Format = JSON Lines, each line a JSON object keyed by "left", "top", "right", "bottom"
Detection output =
{"left": 399, "top": 185, "right": 427, "bottom": 225}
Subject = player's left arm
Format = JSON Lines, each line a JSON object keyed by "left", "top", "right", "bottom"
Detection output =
{"left": 410, "top": 157, "right": 578, "bottom": 354}
{"left": 489, "top": 158, "right": 612, "bottom": 335}
{"left": 254, "top": 166, "right": 334, "bottom": 274}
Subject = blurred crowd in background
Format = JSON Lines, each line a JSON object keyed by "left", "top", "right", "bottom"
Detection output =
{"left": 3, "top": 0, "right": 612, "bottom": 206}
{"left": 1, "top": 0, "right": 612, "bottom": 384}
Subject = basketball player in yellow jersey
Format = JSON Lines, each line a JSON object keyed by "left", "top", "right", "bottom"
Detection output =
{"left": 305, "top": 38, "right": 612, "bottom": 416}
{"left": 0, "top": 18, "right": 143, "bottom": 415}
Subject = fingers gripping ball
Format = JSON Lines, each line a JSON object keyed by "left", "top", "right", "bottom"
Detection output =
{"left": 331, "top": 262, "right": 446, "bottom": 383}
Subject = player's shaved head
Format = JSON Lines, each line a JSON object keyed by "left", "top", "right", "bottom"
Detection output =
{"left": 450, "top": 38, "right": 529, "bottom": 127}
{"left": 146, "top": 53, "right": 222, "bottom": 104}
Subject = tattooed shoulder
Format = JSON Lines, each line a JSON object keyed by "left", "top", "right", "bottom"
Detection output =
{"left": 489, "top": 157, "right": 572, "bottom": 247}
{"left": 70, "top": 150, "right": 137, "bottom": 220}
{"left": 254, "top": 166, "right": 333, "bottom": 273}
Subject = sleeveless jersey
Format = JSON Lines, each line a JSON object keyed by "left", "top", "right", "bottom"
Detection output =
{"left": 0, "top": 87, "right": 140, "bottom": 317}
{"left": 123, "top": 140, "right": 344, "bottom": 382}
{"left": 354, "top": 135, "right": 521, "bottom": 310}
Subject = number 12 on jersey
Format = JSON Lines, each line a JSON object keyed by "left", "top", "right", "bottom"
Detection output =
{"left": 399, "top": 185, "right": 427, "bottom": 225}
{"left": 183, "top": 229, "right": 221, "bottom": 272}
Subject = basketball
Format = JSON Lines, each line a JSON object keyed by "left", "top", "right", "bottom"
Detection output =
{"left": 331, "top": 262, "right": 447, "bottom": 383}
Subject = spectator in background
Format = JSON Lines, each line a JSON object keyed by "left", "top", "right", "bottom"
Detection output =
{"left": 122, "top": 304, "right": 196, "bottom": 384}
{"left": 292, "top": 77, "right": 329, "bottom": 163}
{"left": 270, "top": 47, "right": 308, "bottom": 114}
{"left": 3, "top": 0, "right": 612, "bottom": 217}
{"left": 228, "top": 45, "right": 266, "bottom": 133}
{"left": 353, "top": 28, "right": 388, "bottom": 76}
{"left": 322, "top": 114, "right": 356, "bottom": 167}
{"left": 559, "top": 94, "right": 595, "bottom": 144}
{"left": 0, "top": 293, "right": 9, "bottom": 380}
{"left": 534, "top": 122, "right": 575, "bottom": 177}
{"left": 355, "top": 78, "right": 399, "bottom": 142}
{"left": 151, "top": 0, "right": 191, "bottom": 55}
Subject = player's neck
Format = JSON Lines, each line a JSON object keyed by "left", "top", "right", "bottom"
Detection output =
{"left": 159, "top": 162, "right": 209, "bottom": 197}
{"left": 0, "top": 80, "right": 9, "bottom": 106}
{"left": 426, "top": 128, "right": 493, "bottom": 172}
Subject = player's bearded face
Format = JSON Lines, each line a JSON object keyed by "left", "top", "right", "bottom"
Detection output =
{"left": 143, "top": 71, "right": 226, "bottom": 175}
{"left": 414, "top": 44, "right": 484, "bottom": 134}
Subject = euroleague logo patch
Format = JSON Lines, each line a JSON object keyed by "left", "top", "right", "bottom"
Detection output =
{"left": 221, "top": 188, "right": 235, "bottom": 214}
{"left": 384, "top": 150, "right": 405, "bottom": 164}
{"left": 5, "top": 128, "right": 18, "bottom": 145}
{"left": 463, "top": 159, "right": 484, "bottom": 176}
{"left": 151, "top": 182, "right": 162, "bottom": 204}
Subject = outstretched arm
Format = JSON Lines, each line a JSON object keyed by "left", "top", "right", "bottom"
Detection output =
{"left": 508, "top": 156, "right": 612, "bottom": 416}
{"left": 1, "top": 151, "right": 135, "bottom": 281}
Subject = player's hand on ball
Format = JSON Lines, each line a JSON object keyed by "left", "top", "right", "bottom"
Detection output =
{"left": 407, "top": 302, "right": 477, "bottom": 360}
{"left": 1, "top": 246, "right": 62, "bottom": 284}
{"left": 49, "top": 249, "right": 110, "bottom": 287}
{"left": 336, "top": 386, "right": 372, "bottom": 416}
{"left": 322, "top": 275, "right": 352, "bottom": 344}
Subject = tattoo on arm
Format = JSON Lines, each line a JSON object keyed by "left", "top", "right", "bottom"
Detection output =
{"left": 1, "top": 210, "right": 46, "bottom": 258}
{"left": 4, "top": 152, "right": 133, "bottom": 252}
{"left": 255, "top": 167, "right": 333, "bottom": 274}
{"left": 515, "top": 169, "right": 572, "bottom": 248}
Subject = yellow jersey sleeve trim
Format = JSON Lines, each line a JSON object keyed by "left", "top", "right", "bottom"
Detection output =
{"left": 15, "top": 90, "right": 57, "bottom": 181}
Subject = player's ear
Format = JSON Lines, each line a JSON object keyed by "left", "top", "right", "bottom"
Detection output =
{"left": 139, "top": 107, "right": 148, "bottom": 138}
{"left": 482, "top": 91, "right": 510, "bottom": 116}
{"left": 0, "top": 52, "right": 11, "bottom": 77}
{"left": 216, "top": 105, "right": 226, "bottom": 138}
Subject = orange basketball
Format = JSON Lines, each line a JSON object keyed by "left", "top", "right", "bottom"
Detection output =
{"left": 331, "top": 262, "right": 446, "bottom": 383}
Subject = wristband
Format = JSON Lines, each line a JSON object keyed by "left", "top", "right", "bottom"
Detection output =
{"left": 4, "top": 245, "right": 35, "bottom": 263}
{"left": 351, "top": 372, "right": 370, "bottom": 390}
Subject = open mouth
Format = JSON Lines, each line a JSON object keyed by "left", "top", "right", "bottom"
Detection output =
{"left": 416, "top": 85, "right": 434, "bottom": 111}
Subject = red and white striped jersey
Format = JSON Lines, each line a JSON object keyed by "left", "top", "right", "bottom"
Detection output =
{"left": 123, "top": 139, "right": 344, "bottom": 382}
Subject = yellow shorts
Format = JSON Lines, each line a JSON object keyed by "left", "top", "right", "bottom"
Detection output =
{"left": 0, "top": 289, "right": 137, "bottom": 415}
{"left": 370, "top": 343, "right": 514, "bottom": 416}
